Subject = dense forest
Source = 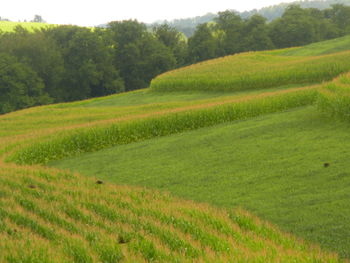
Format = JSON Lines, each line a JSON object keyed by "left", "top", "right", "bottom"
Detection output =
{"left": 154, "top": 0, "right": 350, "bottom": 37}
{"left": 1, "top": 4, "right": 350, "bottom": 114}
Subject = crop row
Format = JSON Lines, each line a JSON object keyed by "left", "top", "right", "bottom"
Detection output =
{"left": 317, "top": 72, "right": 350, "bottom": 120}
{"left": 9, "top": 86, "right": 318, "bottom": 165}
{"left": 0, "top": 165, "right": 342, "bottom": 262}
{"left": 150, "top": 51, "right": 350, "bottom": 92}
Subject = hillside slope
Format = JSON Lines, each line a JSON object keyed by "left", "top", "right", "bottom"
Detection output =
{"left": 2, "top": 36, "right": 350, "bottom": 261}
{"left": 0, "top": 91, "right": 339, "bottom": 261}
{"left": 2, "top": 164, "right": 343, "bottom": 262}
{"left": 150, "top": 46, "right": 350, "bottom": 92}
{"left": 278, "top": 35, "right": 350, "bottom": 56}
{"left": 51, "top": 105, "right": 350, "bottom": 258}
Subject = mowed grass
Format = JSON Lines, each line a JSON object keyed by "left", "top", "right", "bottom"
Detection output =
{"left": 1, "top": 86, "right": 296, "bottom": 138}
{"left": 0, "top": 21, "right": 54, "bottom": 32}
{"left": 10, "top": 86, "right": 317, "bottom": 165}
{"left": 51, "top": 106, "right": 350, "bottom": 258}
{"left": 278, "top": 35, "right": 350, "bottom": 56}
{"left": 75, "top": 89, "right": 233, "bottom": 107}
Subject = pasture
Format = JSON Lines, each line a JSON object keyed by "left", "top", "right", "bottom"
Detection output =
{"left": 51, "top": 106, "right": 350, "bottom": 257}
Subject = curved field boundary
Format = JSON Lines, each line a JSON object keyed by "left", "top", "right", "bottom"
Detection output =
{"left": 150, "top": 51, "right": 350, "bottom": 92}
{"left": 9, "top": 86, "right": 318, "bottom": 165}
{"left": 318, "top": 72, "right": 350, "bottom": 120}
{"left": 0, "top": 164, "right": 342, "bottom": 262}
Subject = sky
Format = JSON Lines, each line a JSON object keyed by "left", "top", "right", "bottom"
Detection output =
{"left": 1, "top": 0, "right": 297, "bottom": 26}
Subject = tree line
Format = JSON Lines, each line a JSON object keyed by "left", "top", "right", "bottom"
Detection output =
{"left": 188, "top": 4, "right": 350, "bottom": 62}
{"left": 154, "top": 0, "right": 350, "bottom": 37}
{"left": 1, "top": 4, "right": 350, "bottom": 114}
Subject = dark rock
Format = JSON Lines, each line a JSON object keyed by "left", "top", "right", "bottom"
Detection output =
{"left": 118, "top": 236, "right": 128, "bottom": 244}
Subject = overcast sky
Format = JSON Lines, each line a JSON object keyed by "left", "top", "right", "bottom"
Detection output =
{"left": 2, "top": 0, "right": 297, "bottom": 26}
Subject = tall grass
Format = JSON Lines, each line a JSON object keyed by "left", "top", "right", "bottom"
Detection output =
{"left": 0, "top": 166, "right": 343, "bottom": 262}
{"left": 10, "top": 87, "right": 318, "bottom": 165}
{"left": 150, "top": 51, "right": 350, "bottom": 92}
{"left": 317, "top": 73, "right": 350, "bottom": 120}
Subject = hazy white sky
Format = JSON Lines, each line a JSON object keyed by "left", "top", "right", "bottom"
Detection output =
{"left": 2, "top": 0, "right": 297, "bottom": 26}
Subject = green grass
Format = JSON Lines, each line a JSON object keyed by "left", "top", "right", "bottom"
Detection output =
{"left": 75, "top": 89, "right": 232, "bottom": 107}
{"left": 55, "top": 85, "right": 304, "bottom": 108}
{"left": 0, "top": 165, "right": 337, "bottom": 262}
{"left": 51, "top": 106, "right": 350, "bottom": 258}
{"left": 3, "top": 35, "right": 350, "bottom": 261}
{"left": 11, "top": 86, "right": 317, "bottom": 165}
{"left": 318, "top": 72, "right": 350, "bottom": 120}
{"left": 278, "top": 34, "right": 350, "bottom": 56}
{"left": 0, "top": 85, "right": 300, "bottom": 139}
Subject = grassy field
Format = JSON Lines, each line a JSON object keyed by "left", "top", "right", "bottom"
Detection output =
{"left": 2, "top": 35, "right": 350, "bottom": 261}
{"left": 1, "top": 86, "right": 336, "bottom": 262}
{"left": 277, "top": 35, "right": 350, "bottom": 56}
{"left": 0, "top": 92, "right": 340, "bottom": 261}
{"left": 10, "top": 86, "right": 317, "bottom": 165}
{"left": 50, "top": 106, "right": 350, "bottom": 258}
{"left": 0, "top": 21, "right": 54, "bottom": 32}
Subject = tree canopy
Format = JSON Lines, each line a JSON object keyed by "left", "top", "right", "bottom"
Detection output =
{"left": 0, "top": 53, "right": 50, "bottom": 114}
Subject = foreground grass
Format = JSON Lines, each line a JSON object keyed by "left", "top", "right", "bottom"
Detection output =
{"left": 2, "top": 165, "right": 335, "bottom": 262}
{"left": 51, "top": 106, "right": 350, "bottom": 258}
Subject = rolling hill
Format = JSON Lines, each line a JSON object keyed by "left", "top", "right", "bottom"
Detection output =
{"left": 150, "top": 35, "right": 350, "bottom": 92}
{"left": 1, "top": 36, "right": 350, "bottom": 261}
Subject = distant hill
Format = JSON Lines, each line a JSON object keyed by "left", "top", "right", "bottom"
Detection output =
{"left": 151, "top": 0, "right": 350, "bottom": 37}
{"left": 151, "top": 13, "right": 217, "bottom": 37}
{"left": 241, "top": 0, "right": 350, "bottom": 20}
{"left": 0, "top": 21, "right": 53, "bottom": 32}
